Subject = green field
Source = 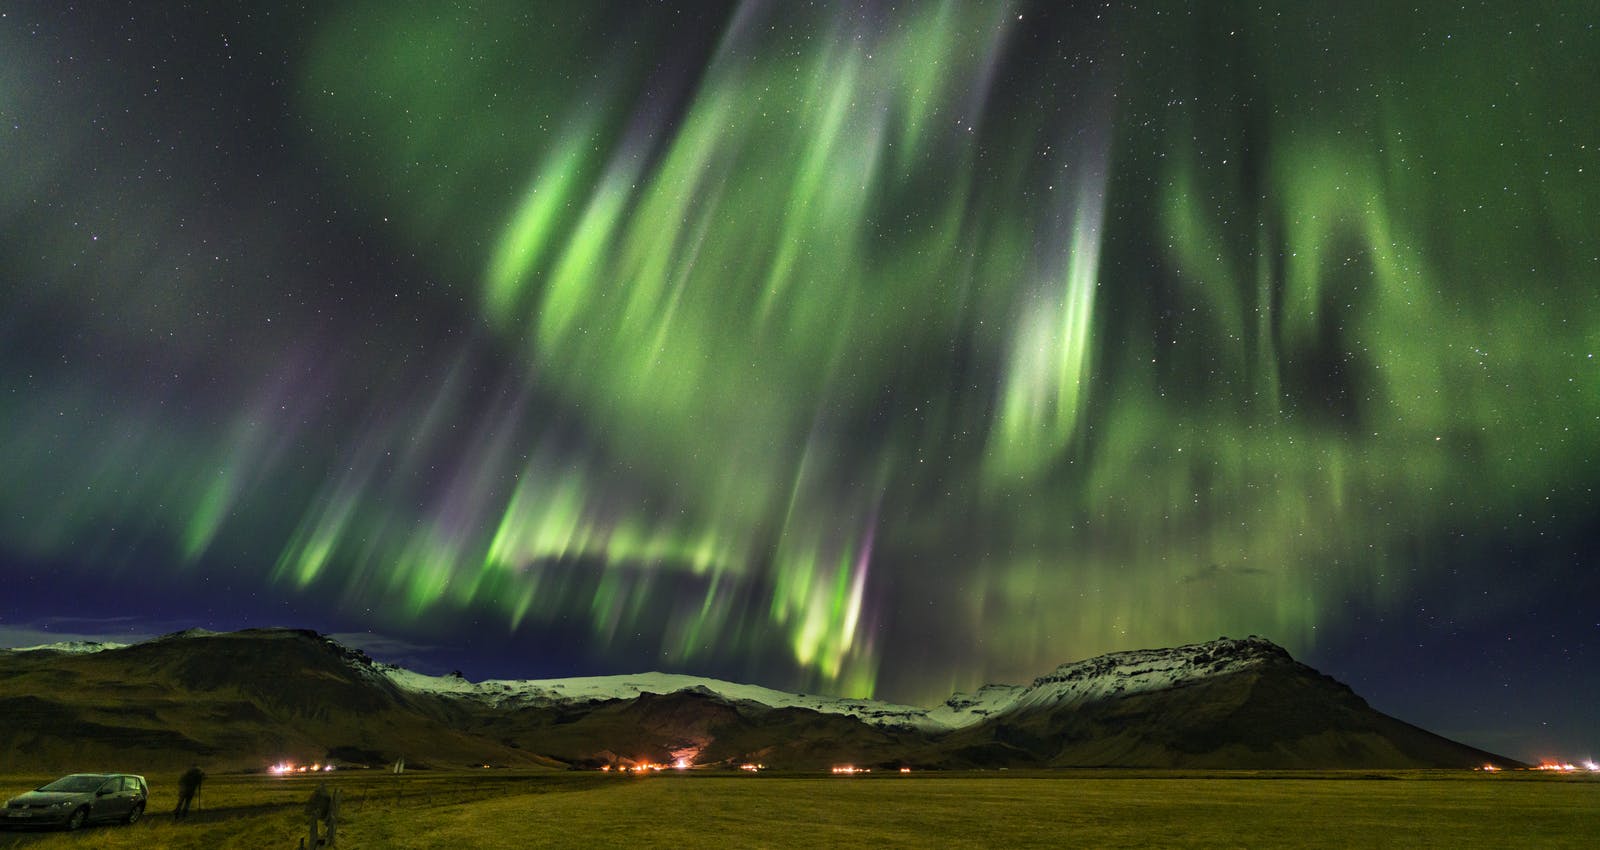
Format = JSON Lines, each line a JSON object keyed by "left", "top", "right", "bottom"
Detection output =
{"left": 1, "top": 770, "right": 1595, "bottom": 848}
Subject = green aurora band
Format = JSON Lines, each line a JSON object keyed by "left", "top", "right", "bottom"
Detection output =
{"left": 0, "top": 0, "right": 1595, "bottom": 700}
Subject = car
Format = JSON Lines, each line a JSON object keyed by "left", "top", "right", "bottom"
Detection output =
{"left": 2, "top": 773, "right": 148, "bottom": 830}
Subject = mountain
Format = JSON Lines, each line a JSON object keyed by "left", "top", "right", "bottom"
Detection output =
{"left": 0, "top": 629, "right": 1516, "bottom": 773}
{"left": 930, "top": 638, "right": 1510, "bottom": 769}
{"left": 0, "top": 628, "right": 559, "bottom": 773}
{"left": 377, "top": 667, "right": 946, "bottom": 730}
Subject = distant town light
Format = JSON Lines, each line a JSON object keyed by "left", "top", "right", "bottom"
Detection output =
{"left": 269, "top": 760, "right": 337, "bottom": 775}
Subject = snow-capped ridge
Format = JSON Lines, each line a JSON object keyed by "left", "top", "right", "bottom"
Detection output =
{"left": 3, "top": 639, "right": 130, "bottom": 655}
{"left": 155, "top": 627, "right": 223, "bottom": 641}
{"left": 0, "top": 628, "right": 1293, "bottom": 733}
{"left": 375, "top": 663, "right": 483, "bottom": 697}
{"left": 1000, "top": 636, "right": 1291, "bottom": 716}
{"left": 375, "top": 667, "right": 941, "bottom": 728}
{"left": 374, "top": 635, "right": 1294, "bottom": 732}
{"left": 1031, "top": 635, "right": 1286, "bottom": 688}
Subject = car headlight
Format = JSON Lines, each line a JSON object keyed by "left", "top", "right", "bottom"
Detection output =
{"left": 52, "top": 801, "right": 75, "bottom": 808}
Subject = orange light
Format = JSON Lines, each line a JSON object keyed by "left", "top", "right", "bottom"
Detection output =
{"left": 900, "top": 767, "right": 912, "bottom": 773}
{"left": 670, "top": 746, "right": 701, "bottom": 770}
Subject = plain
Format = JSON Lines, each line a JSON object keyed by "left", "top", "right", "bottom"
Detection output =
{"left": 1, "top": 769, "right": 1596, "bottom": 849}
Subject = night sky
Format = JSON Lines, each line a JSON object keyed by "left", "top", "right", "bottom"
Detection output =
{"left": 2, "top": 1, "right": 1596, "bottom": 763}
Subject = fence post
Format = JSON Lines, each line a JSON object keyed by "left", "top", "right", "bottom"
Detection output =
{"left": 305, "top": 784, "right": 336, "bottom": 847}
{"left": 326, "top": 787, "right": 341, "bottom": 847}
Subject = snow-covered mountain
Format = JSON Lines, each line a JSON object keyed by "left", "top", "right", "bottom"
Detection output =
{"left": 922, "top": 638, "right": 1288, "bottom": 727}
{"left": 377, "top": 636, "right": 1292, "bottom": 732}
{"left": 1, "top": 627, "right": 226, "bottom": 656}
{"left": 0, "top": 627, "right": 1515, "bottom": 771}
{"left": 0, "top": 628, "right": 1309, "bottom": 732}
{"left": 378, "top": 666, "right": 944, "bottom": 729}
{"left": 1, "top": 639, "right": 130, "bottom": 654}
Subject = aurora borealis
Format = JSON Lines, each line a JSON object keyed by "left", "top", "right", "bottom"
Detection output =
{"left": 1, "top": 1, "right": 1596, "bottom": 759}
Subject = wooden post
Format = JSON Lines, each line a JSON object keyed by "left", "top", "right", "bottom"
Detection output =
{"left": 326, "top": 788, "right": 341, "bottom": 847}
{"left": 305, "top": 784, "right": 338, "bottom": 848}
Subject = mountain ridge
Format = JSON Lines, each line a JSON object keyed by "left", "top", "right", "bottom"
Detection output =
{"left": 0, "top": 628, "right": 1518, "bottom": 772}
{"left": 371, "top": 634, "right": 1305, "bottom": 732}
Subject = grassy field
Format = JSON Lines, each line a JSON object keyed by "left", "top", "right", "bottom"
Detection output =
{"left": 1, "top": 769, "right": 1595, "bottom": 848}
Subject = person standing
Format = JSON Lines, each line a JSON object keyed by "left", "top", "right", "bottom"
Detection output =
{"left": 174, "top": 766, "right": 205, "bottom": 819}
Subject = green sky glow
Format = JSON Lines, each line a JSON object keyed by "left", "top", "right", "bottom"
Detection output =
{"left": 0, "top": 0, "right": 1594, "bottom": 702}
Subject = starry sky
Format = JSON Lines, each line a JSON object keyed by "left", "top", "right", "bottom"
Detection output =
{"left": 1, "top": 1, "right": 1596, "bottom": 762}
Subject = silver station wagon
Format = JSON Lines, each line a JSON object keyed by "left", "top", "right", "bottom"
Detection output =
{"left": 2, "top": 773, "right": 148, "bottom": 830}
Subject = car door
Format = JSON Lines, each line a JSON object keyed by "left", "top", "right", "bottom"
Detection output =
{"left": 119, "top": 776, "right": 144, "bottom": 814}
{"left": 92, "top": 778, "right": 128, "bottom": 821}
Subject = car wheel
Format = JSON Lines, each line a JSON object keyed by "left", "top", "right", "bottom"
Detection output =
{"left": 66, "top": 807, "right": 89, "bottom": 830}
{"left": 125, "top": 803, "right": 144, "bottom": 825}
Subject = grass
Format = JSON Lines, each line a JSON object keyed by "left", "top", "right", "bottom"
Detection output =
{"left": 1, "top": 770, "right": 1595, "bottom": 848}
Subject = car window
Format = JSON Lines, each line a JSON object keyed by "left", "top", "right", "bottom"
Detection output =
{"left": 121, "top": 777, "right": 138, "bottom": 792}
{"left": 40, "top": 775, "right": 103, "bottom": 793}
{"left": 97, "top": 780, "right": 117, "bottom": 794}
